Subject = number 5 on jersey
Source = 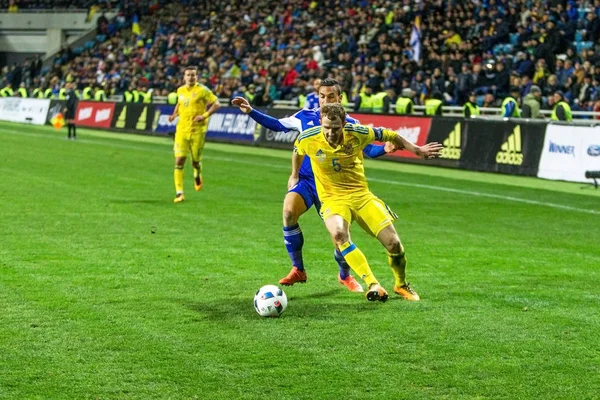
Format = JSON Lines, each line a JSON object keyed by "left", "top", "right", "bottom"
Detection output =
{"left": 332, "top": 158, "right": 341, "bottom": 172}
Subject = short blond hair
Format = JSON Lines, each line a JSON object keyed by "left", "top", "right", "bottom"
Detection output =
{"left": 320, "top": 103, "right": 346, "bottom": 123}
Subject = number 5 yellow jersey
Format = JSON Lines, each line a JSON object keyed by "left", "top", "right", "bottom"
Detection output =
{"left": 176, "top": 83, "right": 217, "bottom": 135}
{"left": 294, "top": 123, "right": 395, "bottom": 203}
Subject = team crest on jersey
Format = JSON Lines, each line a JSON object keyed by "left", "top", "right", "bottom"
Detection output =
{"left": 343, "top": 143, "right": 354, "bottom": 155}
{"left": 192, "top": 92, "right": 197, "bottom": 98}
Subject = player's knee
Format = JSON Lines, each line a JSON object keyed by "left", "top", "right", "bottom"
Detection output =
{"left": 282, "top": 207, "right": 298, "bottom": 225}
{"left": 332, "top": 230, "right": 349, "bottom": 246}
{"left": 385, "top": 236, "right": 402, "bottom": 253}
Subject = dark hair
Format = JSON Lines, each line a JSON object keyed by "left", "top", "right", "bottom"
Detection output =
{"left": 183, "top": 66, "right": 198, "bottom": 72}
{"left": 318, "top": 78, "right": 342, "bottom": 96}
{"left": 320, "top": 103, "right": 346, "bottom": 122}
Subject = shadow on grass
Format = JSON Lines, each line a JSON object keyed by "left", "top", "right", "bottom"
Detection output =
{"left": 180, "top": 289, "right": 381, "bottom": 321}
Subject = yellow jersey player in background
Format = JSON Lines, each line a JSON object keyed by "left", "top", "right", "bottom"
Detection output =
{"left": 168, "top": 66, "right": 220, "bottom": 203}
{"left": 292, "top": 103, "right": 442, "bottom": 302}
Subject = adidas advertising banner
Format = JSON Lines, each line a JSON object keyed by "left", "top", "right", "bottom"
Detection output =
{"left": 460, "top": 120, "right": 546, "bottom": 176}
{"left": 0, "top": 97, "right": 50, "bottom": 125}
{"left": 538, "top": 125, "right": 600, "bottom": 183}
{"left": 153, "top": 105, "right": 177, "bottom": 135}
{"left": 426, "top": 118, "right": 464, "bottom": 168}
{"left": 352, "top": 114, "right": 432, "bottom": 160}
{"left": 259, "top": 108, "right": 299, "bottom": 150}
{"left": 111, "top": 103, "right": 156, "bottom": 134}
{"left": 206, "top": 107, "right": 260, "bottom": 144}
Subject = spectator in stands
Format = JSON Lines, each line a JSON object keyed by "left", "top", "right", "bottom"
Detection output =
{"left": 502, "top": 87, "right": 521, "bottom": 118}
{"left": 522, "top": 85, "right": 543, "bottom": 119}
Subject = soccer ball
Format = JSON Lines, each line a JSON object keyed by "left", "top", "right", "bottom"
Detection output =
{"left": 254, "top": 285, "right": 288, "bottom": 317}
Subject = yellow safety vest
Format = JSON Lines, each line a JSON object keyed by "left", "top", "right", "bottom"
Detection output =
{"left": 142, "top": 91, "right": 152, "bottom": 103}
{"left": 551, "top": 101, "right": 573, "bottom": 121}
{"left": 425, "top": 99, "right": 442, "bottom": 116}
{"left": 18, "top": 88, "right": 28, "bottom": 97}
{"left": 463, "top": 102, "right": 480, "bottom": 117}
{"left": 358, "top": 93, "right": 374, "bottom": 112}
{"left": 58, "top": 88, "right": 67, "bottom": 100}
{"left": 95, "top": 90, "right": 106, "bottom": 101}
{"left": 82, "top": 87, "right": 93, "bottom": 100}
{"left": 371, "top": 92, "right": 388, "bottom": 113}
{"left": 395, "top": 97, "right": 414, "bottom": 115}
{"left": 167, "top": 92, "right": 178, "bottom": 105}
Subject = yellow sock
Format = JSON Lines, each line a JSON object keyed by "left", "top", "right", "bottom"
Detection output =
{"left": 339, "top": 242, "right": 378, "bottom": 286}
{"left": 174, "top": 167, "right": 184, "bottom": 194}
{"left": 388, "top": 251, "right": 407, "bottom": 287}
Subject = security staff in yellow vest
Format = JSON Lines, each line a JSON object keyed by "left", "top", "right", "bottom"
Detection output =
{"left": 44, "top": 87, "right": 54, "bottom": 98}
{"left": 298, "top": 92, "right": 307, "bottom": 109}
{"left": 17, "top": 83, "right": 28, "bottom": 98}
{"left": 131, "top": 88, "right": 140, "bottom": 103}
{"left": 141, "top": 88, "right": 152, "bottom": 103}
{"left": 245, "top": 84, "right": 256, "bottom": 104}
{"left": 371, "top": 87, "right": 389, "bottom": 114}
{"left": 32, "top": 86, "right": 44, "bottom": 98}
{"left": 341, "top": 91, "right": 349, "bottom": 107}
{"left": 82, "top": 86, "right": 94, "bottom": 100}
{"left": 94, "top": 85, "right": 107, "bottom": 102}
{"left": 124, "top": 87, "right": 134, "bottom": 102}
{"left": 353, "top": 85, "right": 374, "bottom": 112}
{"left": 424, "top": 92, "right": 443, "bottom": 116}
{"left": 501, "top": 87, "right": 521, "bottom": 117}
{"left": 0, "top": 84, "right": 14, "bottom": 97}
{"left": 463, "top": 92, "right": 480, "bottom": 117}
{"left": 58, "top": 87, "right": 68, "bottom": 100}
{"left": 395, "top": 88, "right": 414, "bottom": 115}
{"left": 167, "top": 91, "right": 178, "bottom": 105}
{"left": 550, "top": 91, "right": 573, "bottom": 121}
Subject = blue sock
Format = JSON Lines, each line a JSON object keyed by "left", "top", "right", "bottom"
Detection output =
{"left": 283, "top": 224, "right": 304, "bottom": 271}
{"left": 334, "top": 249, "right": 351, "bottom": 279}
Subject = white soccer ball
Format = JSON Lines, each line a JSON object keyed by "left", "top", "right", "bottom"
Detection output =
{"left": 254, "top": 285, "right": 288, "bottom": 317}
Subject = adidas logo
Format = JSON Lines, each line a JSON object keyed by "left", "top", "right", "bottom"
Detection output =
{"left": 316, "top": 149, "right": 325, "bottom": 158}
{"left": 496, "top": 126, "right": 524, "bottom": 165}
{"left": 440, "top": 123, "right": 461, "bottom": 160}
{"left": 307, "top": 121, "right": 314, "bottom": 126}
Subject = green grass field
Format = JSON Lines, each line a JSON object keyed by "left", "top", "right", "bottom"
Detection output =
{"left": 1, "top": 121, "right": 599, "bottom": 399}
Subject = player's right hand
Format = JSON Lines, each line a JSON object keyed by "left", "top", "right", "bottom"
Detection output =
{"left": 287, "top": 175, "right": 299, "bottom": 190}
{"left": 231, "top": 97, "right": 253, "bottom": 114}
{"left": 168, "top": 115, "right": 176, "bottom": 123}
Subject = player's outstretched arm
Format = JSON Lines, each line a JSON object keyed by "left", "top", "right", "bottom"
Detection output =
{"left": 362, "top": 143, "right": 397, "bottom": 158}
{"left": 231, "top": 96, "right": 289, "bottom": 132}
{"left": 378, "top": 128, "right": 442, "bottom": 159}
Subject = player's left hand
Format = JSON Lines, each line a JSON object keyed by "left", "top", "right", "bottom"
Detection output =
{"left": 193, "top": 115, "right": 205, "bottom": 122}
{"left": 384, "top": 142, "right": 398, "bottom": 153}
{"left": 417, "top": 142, "right": 443, "bottom": 159}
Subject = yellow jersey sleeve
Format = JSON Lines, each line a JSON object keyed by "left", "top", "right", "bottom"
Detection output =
{"left": 294, "top": 138, "right": 306, "bottom": 156}
{"left": 380, "top": 128, "right": 398, "bottom": 142}
{"left": 202, "top": 86, "right": 218, "bottom": 105}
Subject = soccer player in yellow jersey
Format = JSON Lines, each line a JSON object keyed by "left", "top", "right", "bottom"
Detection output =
{"left": 168, "top": 66, "right": 220, "bottom": 203}
{"left": 293, "top": 103, "right": 442, "bottom": 302}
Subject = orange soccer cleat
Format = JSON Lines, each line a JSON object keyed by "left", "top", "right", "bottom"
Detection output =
{"left": 394, "top": 283, "right": 420, "bottom": 301}
{"left": 173, "top": 193, "right": 185, "bottom": 203}
{"left": 338, "top": 274, "right": 364, "bottom": 293}
{"left": 279, "top": 266, "right": 307, "bottom": 286}
{"left": 366, "top": 283, "right": 388, "bottom": 302}
{"left": 194, "top": 174, "right": 203, "bottom": 191}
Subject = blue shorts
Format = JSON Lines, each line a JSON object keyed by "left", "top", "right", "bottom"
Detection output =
{"left": 288, "top": 179, "right": 321, "bottom": 213}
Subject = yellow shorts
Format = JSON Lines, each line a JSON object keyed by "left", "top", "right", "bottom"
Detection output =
{"left": 320, "top": 193, "right": 398, "bottom": 237}
{"left": 174, "top": 129, "right": 206, "bottom": 161}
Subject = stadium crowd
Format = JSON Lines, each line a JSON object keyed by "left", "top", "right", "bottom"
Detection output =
{"left": 1, "top": 0, "right": 600, "bottom": 117}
